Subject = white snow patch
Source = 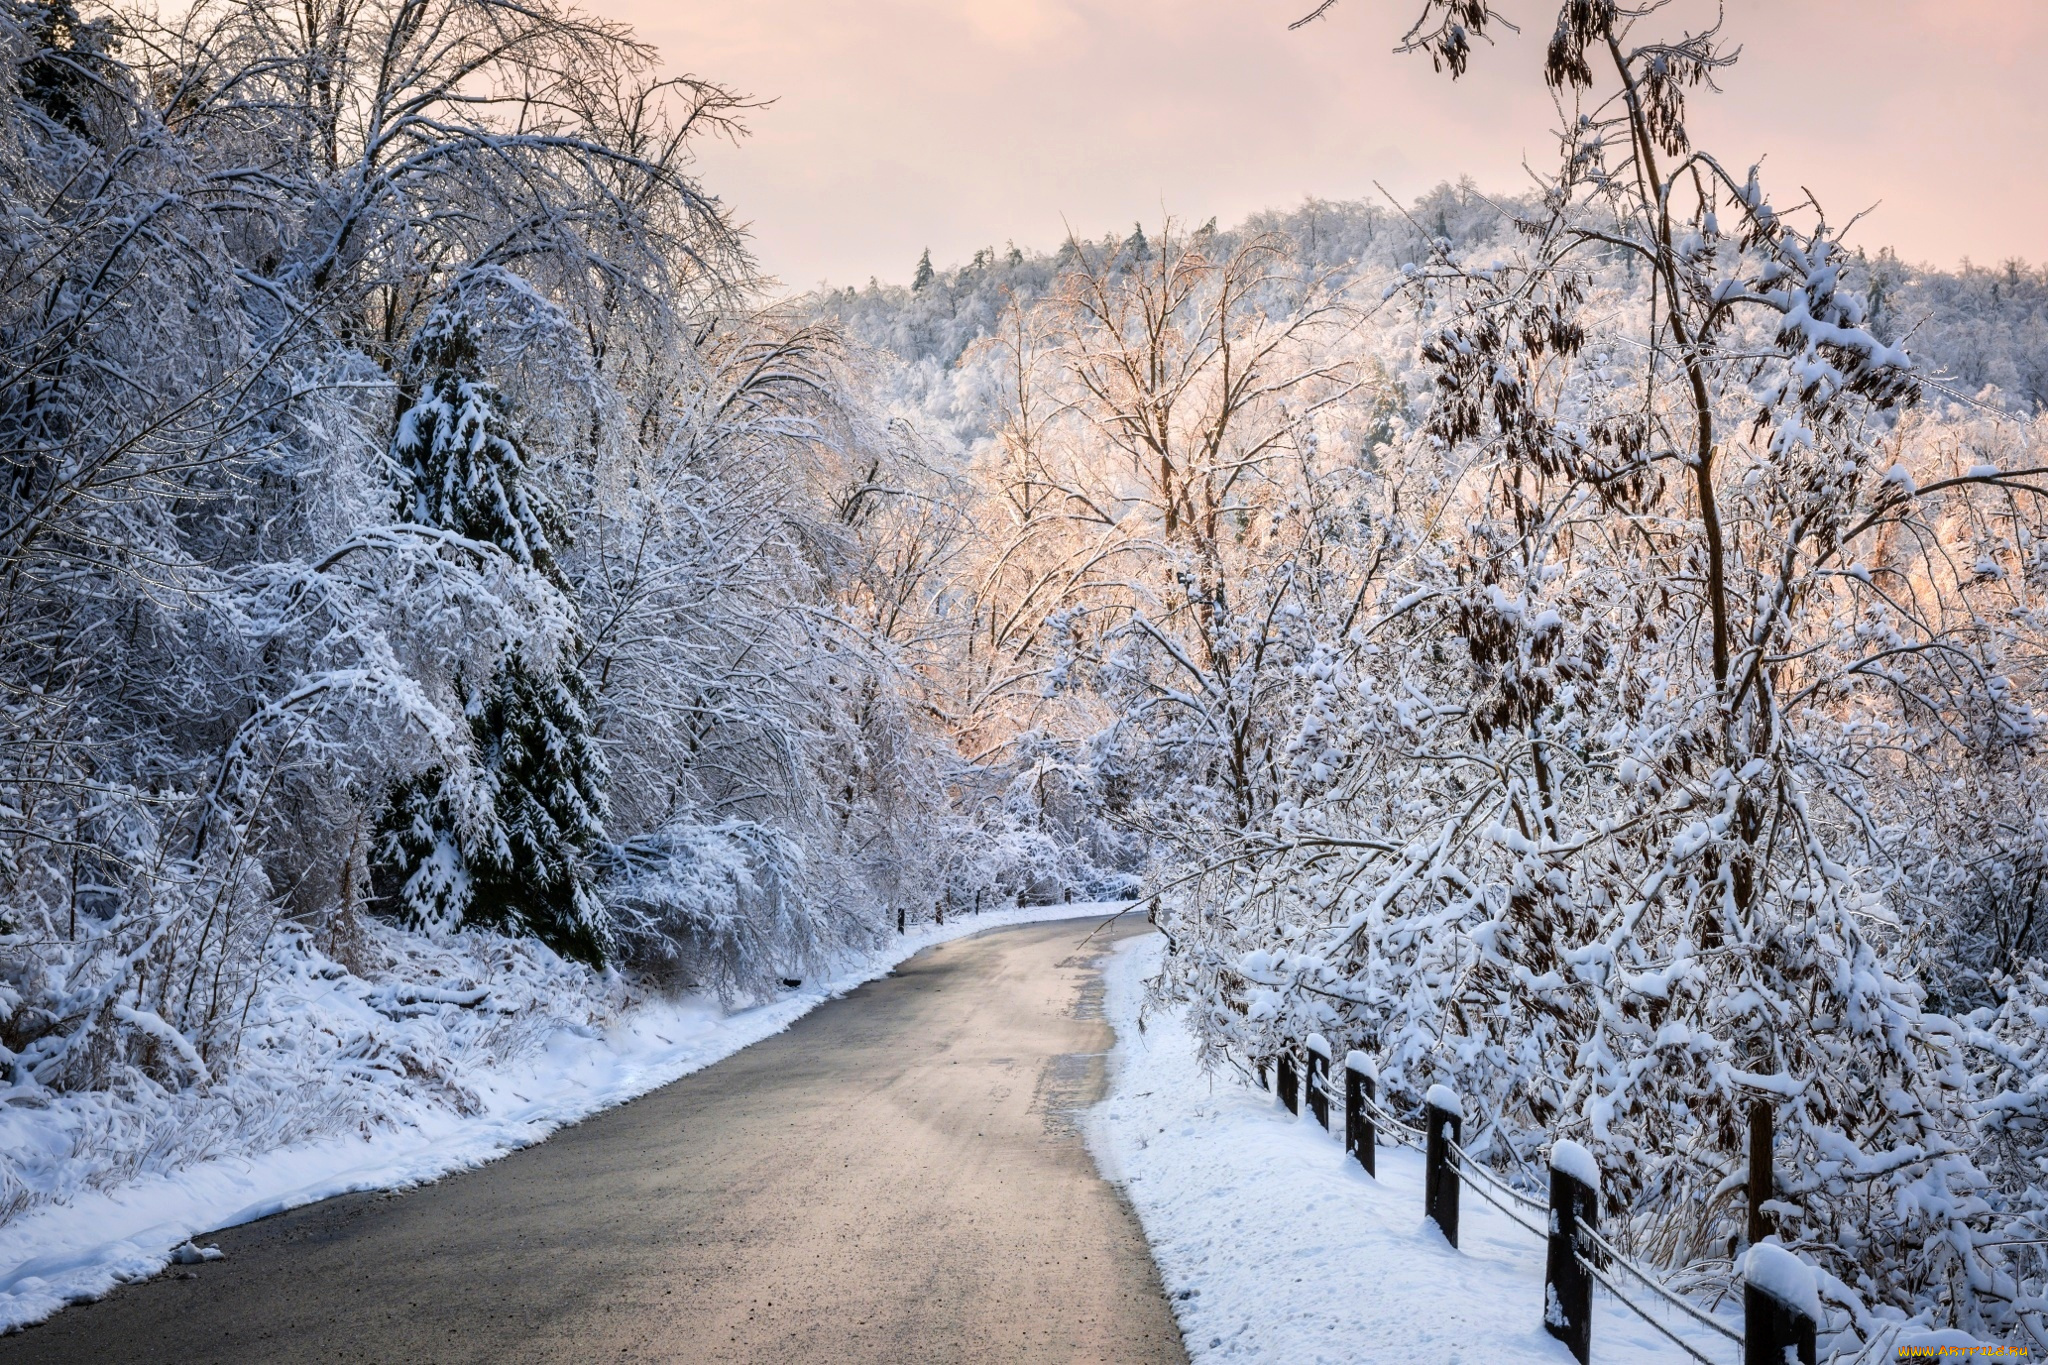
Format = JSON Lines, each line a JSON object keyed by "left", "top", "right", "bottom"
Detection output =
{"left": 1743, "top": 1242, "right": 1821, "bottom": 1322}
{"left": 168, "top": 1241, "right": 222, "bottom": 1266}
{"left": 1089, "top": 935, "right": 1739, "bottom": 1363}
{"left": 1426, "top": 1083, "right": 1464, "bottom": 1119}
{"left": 0, "top": 901, "right": 1129, "bottom": 1334}
{"left": 1548, "top": 1139, "right": 1599, "bottom": 1189}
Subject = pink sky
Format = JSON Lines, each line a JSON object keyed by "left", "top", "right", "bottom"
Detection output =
{"left": 609, "top": 0, "right": 2048, "bottom": 291}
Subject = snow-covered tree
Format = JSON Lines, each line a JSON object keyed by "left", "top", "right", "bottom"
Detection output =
{"left": 462, "top": 647, "right": 610, "bottom": 962}
{"left": 372, "top": 308, "right": 610, "bottom": 962}
{"left": 390, "top": 312, "right": 569, "bottom": 585}
{"left": 14, "top": 0, "right": 114, "bottom": 134}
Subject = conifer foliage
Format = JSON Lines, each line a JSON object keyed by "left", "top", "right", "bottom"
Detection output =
{"left": 391, "top": 311, "right": 567, "bottom": 585}
{"left": 15, "top": 0, "right": 113, "bottom": 134}
{"left": 460, "top": 647, "right": 610, "bottom": 965}
{"left": 376, "top": 307, "right": 609, "bottom": 964}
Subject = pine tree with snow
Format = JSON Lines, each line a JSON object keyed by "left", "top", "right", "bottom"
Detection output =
{"left": 460, "top": 648, "right": 610, "bottom": 965}
{"left": 390, "top": 312, "right": 567, "bottom": 586}
{"left": 912, "top": 248, "right": 935, "bottom": 291}
{"left": 376, "top": 766, "right": 471, "bottom": 932}
{"left": 376, "top": 308, "right": 610, "bottom": 965}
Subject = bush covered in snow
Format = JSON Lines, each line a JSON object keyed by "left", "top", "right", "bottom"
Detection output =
{"left": 1108, "top": 5, "right": 2048, "bottom": 1353}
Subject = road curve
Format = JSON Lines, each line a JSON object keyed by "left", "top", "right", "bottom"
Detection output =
{"left": 1, "top": 917, "right": 1186, "bottom": 1364}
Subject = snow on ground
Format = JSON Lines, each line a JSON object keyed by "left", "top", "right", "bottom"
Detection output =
{"left": 1089, "top": 933, "right": 1742, "bottom": 1365}
{"left": 0, "top": 901, "right": 1129, "bottom": 1334}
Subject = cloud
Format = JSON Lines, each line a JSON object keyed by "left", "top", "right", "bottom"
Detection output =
{"left": 947, "top": 0, "right": 1084, "bottom": 50}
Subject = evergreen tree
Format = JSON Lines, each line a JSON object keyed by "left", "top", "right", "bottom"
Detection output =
{"left": 460, "top": 648, "right": 610, "bottom": 964}
{"left": 911, "top": 247, "right": 935, "bottom": 291}
{"left": 391, "top": 312, "right": 567, "bottom": 587}
{"left": 377, "top": 767, "right": 471, "bottom": 931}
{"left": 375, "top": 308, "right": 610, "bottom": 965}
{"left": 16, "top": 0, "right": 116, "bottom": 135}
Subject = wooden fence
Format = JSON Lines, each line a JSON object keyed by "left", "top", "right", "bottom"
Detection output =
{"left": 1255, "top": 1036, "right": 1818, "bottom": 1365}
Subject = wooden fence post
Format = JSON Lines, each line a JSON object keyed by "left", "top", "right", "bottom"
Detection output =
{"left": 1743, "top": 1244, "right": 1818, "bottom": 1365}
{"left": 1269, "top": 1055, "right": 1302, "bottom": 1113}
{"left": 1748, "top": 1098, "right": 1774, "bottom": 1247}
{"left": 1305, "top": 1034, "right": 1331, "bottom": 1130}
{"left": 896, "top": 906, "right": 904, "bottom": 934}
{"left": 1543, "top": 1140, "right": 1600, "bottom": 1364}
{"left": 1424, "top": 1084, "right": 1463, "bottom": 1248}
{"left": 1344, "top": 1052, "right": 1376, "bottom": 1177}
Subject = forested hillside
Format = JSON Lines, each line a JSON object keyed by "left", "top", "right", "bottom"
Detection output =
{"left": 5, "top": 0, "right": 2048, "bottom": 1352}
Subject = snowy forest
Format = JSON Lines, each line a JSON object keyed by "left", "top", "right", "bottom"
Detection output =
{"left": 5, "top": 0, "right": 2048, "bottom": 1353}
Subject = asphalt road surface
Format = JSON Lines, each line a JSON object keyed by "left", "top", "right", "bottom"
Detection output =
{"left": 1, "top": 916, "right": 1186, "bottom": 1365}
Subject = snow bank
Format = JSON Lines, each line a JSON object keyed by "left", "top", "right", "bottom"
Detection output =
{"left": 1088, "top": 934, "right": 1739, "bottom": 1363}
{"left": 0, "top": 901, "right": 1129, "bottom": 1334}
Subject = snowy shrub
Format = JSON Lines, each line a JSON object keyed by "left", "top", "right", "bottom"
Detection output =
{"left": 602, "top": 822, "right": 821, "bottom": 1003}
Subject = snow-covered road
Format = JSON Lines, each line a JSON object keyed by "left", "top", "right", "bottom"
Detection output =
{"left": 0, "top": 914, "right": 1184, "bottom": 1363}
